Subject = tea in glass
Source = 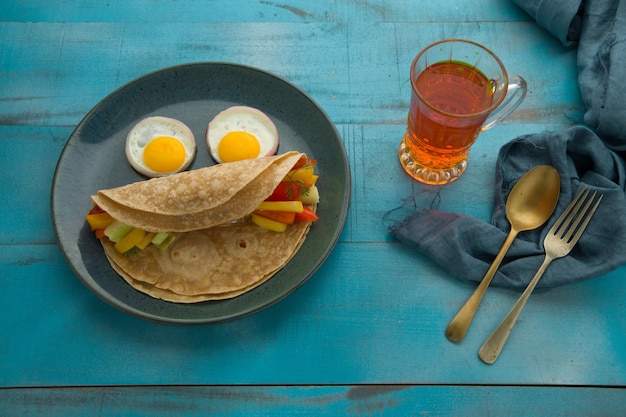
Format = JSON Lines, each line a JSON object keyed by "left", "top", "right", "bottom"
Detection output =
{"left": 399, "top": 39, "right": 527, "bottom": 185}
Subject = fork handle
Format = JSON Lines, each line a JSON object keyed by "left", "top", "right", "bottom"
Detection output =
{"left": 478, "top": 255, "right": 554, "bottom": 364}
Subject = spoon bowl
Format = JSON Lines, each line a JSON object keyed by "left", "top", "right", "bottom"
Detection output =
{"left": 505, "top": 169, "right": 561, "bottom": 231}
{"left": 445, "top": 165, "right": 560, "bottom": 343}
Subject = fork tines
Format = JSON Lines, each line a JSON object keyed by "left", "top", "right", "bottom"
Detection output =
{"left": 550, "top": 186, "right": 603, "bottom": 244}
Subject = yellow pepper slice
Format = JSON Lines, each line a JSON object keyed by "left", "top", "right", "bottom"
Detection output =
{"left": 85, "top": 212, "right": 115, "bottom": 231}
{"left": 288, "top": 166, "right": 317, "bottom": 185}
{"left": 250, "top": 214, "right": 288, "bottom": 232}
{"left": 256, "top": 200, "right": 303, "bottom": 213}
{"left": 114, "top": 228, "right": 146, "bottom": 254}
{"left": 136, "top": 232, "right": 156, "bottom": 250}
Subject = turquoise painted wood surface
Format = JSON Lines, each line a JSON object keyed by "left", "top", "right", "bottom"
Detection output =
{"left": 1, "top": 0, "right": 624, "bottom": 415}
{"left": 2, "top": 386, "right": 626, "bottom": 416}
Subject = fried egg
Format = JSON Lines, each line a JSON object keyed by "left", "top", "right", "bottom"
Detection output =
{"left": 206, "top": 106, "right": 279, "bottom": 163}
{"left": 125, "top": 116, "right": 196, "bottom": 177}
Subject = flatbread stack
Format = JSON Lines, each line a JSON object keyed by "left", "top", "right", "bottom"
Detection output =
{"left": 91, "top": 151, "right": 314, "bottom": 303}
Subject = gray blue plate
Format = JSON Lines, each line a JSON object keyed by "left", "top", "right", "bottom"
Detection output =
{"left": 51, "top": 63, "right": 350, "bottom": 324}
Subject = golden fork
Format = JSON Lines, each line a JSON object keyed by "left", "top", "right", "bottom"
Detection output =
{"left": 478, "top": 186, "right": 603, "bottom": 364}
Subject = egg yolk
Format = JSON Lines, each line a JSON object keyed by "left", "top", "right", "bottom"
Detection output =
{"left": 217, "top": 131, "right": 261, "bottom": 162}
{"left": 143, "top": 136, "right": 186, "bottom": 173}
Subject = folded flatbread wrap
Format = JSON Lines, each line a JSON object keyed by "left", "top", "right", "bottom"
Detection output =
{"left": 91, "top": 152, "right": 315, "bottom": 303}
{"left": 92, "top": 152, "right": 303, "bottom": 232}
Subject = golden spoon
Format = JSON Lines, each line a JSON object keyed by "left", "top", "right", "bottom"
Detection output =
{"left": 445, "top": 165, "right": 560, "bottom": 343}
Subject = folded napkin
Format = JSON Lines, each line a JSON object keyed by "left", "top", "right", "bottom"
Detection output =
{"left": 389, "top": 0, "right": 626, "bottom": 289}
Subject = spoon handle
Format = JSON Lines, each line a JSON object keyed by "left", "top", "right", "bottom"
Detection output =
{"left": 445, "top": 229, "right": 518, "bottom": 342}
{"left": 478, "top": 255, "right": 553, "bottom": 364}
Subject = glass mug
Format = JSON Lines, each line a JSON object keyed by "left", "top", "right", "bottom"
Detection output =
{"left": 399, "top": 39, "right": 527, "bottom": 185}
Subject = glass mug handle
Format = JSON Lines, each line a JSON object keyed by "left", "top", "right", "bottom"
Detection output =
{"left": 481, "top": 75, "right": 527, "bottom": 131}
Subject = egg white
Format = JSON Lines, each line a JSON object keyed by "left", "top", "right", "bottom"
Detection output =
{"left": 206, "top": 106, "right": 279, "bottom": 163}
{"left": 125, "top": 116, "right": 196, "bottom": 177}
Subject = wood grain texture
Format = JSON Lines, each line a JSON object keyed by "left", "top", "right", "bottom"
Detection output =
{"left": 1, "top": 244, "right": 624, "bottom": 386}
{"left": 1, "top": 0, "right": 624, "bottom": 415}
{"left": 2, "top": 386, "right": 625, "bottom": 416}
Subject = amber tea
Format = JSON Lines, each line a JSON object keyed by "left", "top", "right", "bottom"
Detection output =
{"left": 399, "top": 39, "right": 527, "bottom": 185}
{"left": 406, "top": 61, "right": 494, "bottom": 169}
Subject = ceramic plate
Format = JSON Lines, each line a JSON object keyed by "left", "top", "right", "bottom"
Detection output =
{"left": 51, "top": 63, "right": 350, "bottom": 324}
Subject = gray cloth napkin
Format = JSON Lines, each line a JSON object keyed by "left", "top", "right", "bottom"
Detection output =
{"left": 389, "top": 0, "right": 626, "bottom": 289}
{"left": 515, "top": 0, "right": 626, "bottom": 150}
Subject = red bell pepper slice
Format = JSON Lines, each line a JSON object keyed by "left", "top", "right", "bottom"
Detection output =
{"left": 294, "top": 206, "right": 319, "bottom": 223}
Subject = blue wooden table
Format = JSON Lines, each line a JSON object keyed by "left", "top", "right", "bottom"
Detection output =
{"left": 1, "top": 0, "right": 625, "bottom": 415}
